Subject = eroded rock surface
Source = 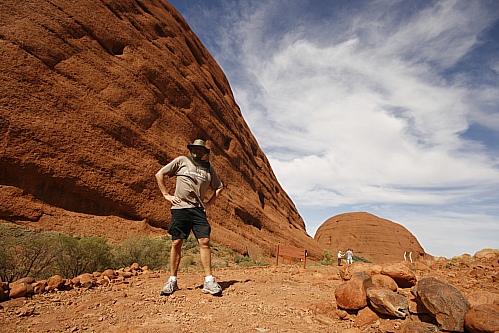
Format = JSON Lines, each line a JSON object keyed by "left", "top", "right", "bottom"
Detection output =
{"left": 315, "top": 212, "right": 427, "bottom": 263}
{"left": 0, "top": 0, "right": 322, "bottom": 258}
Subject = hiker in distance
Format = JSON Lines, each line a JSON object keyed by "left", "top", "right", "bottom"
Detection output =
{"left": 346, "top": 248, "right": 354, "bottom": 264}
{"left": 155, "top": 139, "right": 224, "bottom": 295}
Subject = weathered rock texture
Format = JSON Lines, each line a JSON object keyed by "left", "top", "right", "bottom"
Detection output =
{"left": 314, "top": 212, "right": 426, "bottom": 263}
{"left": 0, "top": 0, "right": 323, "bottom": 257}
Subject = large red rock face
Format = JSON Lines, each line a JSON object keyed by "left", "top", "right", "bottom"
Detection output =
{"left": 314, "top": 212, "right": 426, "bottom": 263}
{"left": 0, "top": 0, "right": 323, "bottom": 258}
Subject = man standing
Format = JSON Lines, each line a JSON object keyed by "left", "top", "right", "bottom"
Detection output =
{"left": 337, "top": 250, "right": 344, "bottom": 266}
{"left": 346, "top": 248, "right": 353, "bottom": 264}
{"left": 155, "top": 139, "right": 224, "bottom": 295}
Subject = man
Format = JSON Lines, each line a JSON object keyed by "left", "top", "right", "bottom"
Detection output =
{"left": 337, "top": 250, "right": 344, "bottom": 266}
{"left": 346, "top": 249, "right": 353, "bottom": 264}
{"left": 155, "top": 139, "right": 224, "bottom": 295}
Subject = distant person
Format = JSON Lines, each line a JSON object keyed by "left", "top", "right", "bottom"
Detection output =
{"left": 155, "top": 139, "right": 224, "bottom": 296}
{"left": 337, "top": 250, "right": 344, "bottom": 266}
{"left": 346, "top": 248, "right": 353, "bottom": 264}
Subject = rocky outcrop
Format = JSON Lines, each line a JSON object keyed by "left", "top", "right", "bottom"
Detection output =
{"left": 334, "top": 256, "right": 499, "bottom": 333}
{"left": 314, "top": 212, "right": 427, "bottom": 263}
{"left": 0, "top": 0, "right": 323, "bottom": 257}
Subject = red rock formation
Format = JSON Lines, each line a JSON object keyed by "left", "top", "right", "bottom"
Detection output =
{"left": 314, "top": 212, "right": 426, "bottom": 263}
{"left": 0, "top": 0, "right": 323, "bottom": 257}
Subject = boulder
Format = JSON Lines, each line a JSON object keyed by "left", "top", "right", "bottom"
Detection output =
{"left": 354, "top": 306, "right": 379, "bottom": 327}
{"left": 335, "top": 278, "right": 369, "bottom": 310}
{"left": 9, "top": 282, "right": 33, "bottom": 299}
{"left": 371, "top": 274, "right": 398, "bottom": 291}
{"left": 366, "top": 287, "right": 408, "bottom": 318}
{"left": 47, "top": 275, "right": 65, "bottom": 291}
{"left": 464, "top": 304, "right": 499, "bottom": 333}
{"left": 465, "top": 291, "right": 499, "bottom": 308}
{"left": 381, "top": 262, "right": 417, "bottom": 288}
{"left": 413, "top": 277, "right": 470, "bottom": 332}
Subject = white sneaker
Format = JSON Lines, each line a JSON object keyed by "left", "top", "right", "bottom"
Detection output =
{"left": 202, "top": 278, "right": 222, "bottom": 295}
{"left": 160, "top": 280, "right": 179, "bottom": 296}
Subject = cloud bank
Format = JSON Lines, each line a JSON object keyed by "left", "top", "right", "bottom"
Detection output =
{"left": 171, "top": 0, "right": 499, "bottom": 258}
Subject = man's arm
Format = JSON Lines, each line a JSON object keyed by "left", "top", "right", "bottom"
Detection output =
{"left": 155, "top": 170, "right": 181, "bottom": 205}
{"left": 204, "top": 186, "right": 223, "bottom": 208}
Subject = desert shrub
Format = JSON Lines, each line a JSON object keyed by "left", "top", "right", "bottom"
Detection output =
{"left": 320, "top": 249, "right": 335, "bottom": 265}
{"left": 112, "top": 235, "right": 169, "bottom": 270}
{"left": 55, "top": 234, "right": 112, "bottom": 278}
{"left": 234, "top": 254, "right": 251, "bottom": 264}
{"left": 180, "top": 254, "right": 197, "bottom": 270}
{"left": 211, "top": 243, "right": 234, "bottom": 255}
{"left": 0, "top": 225, "right": 59, "bottom": 282}
{"left": 182, "top": 236, "right": 200, "bottom": 253}
{"left": 0, "top": 224, "right": 272, "bottom": 281}
{"left": 234, "top": 254, "right": 267, "bottom": 267}
{"left": 353, "top": 255, "right": 371, "bottom": 263}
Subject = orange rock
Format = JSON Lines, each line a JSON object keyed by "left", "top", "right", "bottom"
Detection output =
{"left": 47, "top": 275, "right": 65, "bottom": 291}
{"left": 335, "top": 277, "right": 369, "bottom": 310}
{"left": 381, "top": 262, "right": 417, "bottom": 288}
{"left": 0, "top": 0, "right": 324, "bottom": 260}
{"left": 9, "top": 282, "right": 33, "bottom": 299}
{"left": 371, "top": 274, "right": 398, "bottom": 291}
{"left": 354, "top": 306, "right": 379, "bottom": 327}
{"left": 464, "top": 304, "right": 499, "bottom": 333}
{"left": 315, "top": 212, "right": 428, "bottom": 264}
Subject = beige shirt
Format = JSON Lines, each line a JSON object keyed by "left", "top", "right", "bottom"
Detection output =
{"left": 159, "top": 156, "right": 223, "bottom": 209}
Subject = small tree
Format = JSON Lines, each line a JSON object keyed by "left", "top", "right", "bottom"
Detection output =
{"left": 112, "top": 235, "right": 169, "bottom": 270}
{"left": 55, "top": 234, "right": 112, "bottom": 278}
{"left": 0, "top": 228, "right": 58, "bottom": 282}
{"left": 320, "top": 249, "right": 335, "bottom": 265}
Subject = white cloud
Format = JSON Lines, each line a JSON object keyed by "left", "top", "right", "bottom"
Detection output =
{"left": 175, "top": 0, "right": 499, "bottom": 257}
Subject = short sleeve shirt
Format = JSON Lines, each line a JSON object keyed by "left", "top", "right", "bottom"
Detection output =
{"left": 159, "top": 156, "right": 223, "bottom": 209}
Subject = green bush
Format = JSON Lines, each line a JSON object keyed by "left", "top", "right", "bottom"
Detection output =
{"left": 181, "top": 236, "right": 200, "bottom": 253}
{"left": 55, "top": 234, "right": 112, "bottom": 278}
{"left": 112, "top": 235, "right": 169, "bottom": 271}
{"left": 0, "top": 225, "right": 59, "bottom": 282}
{"left": 320, "top": 249, "right": 335, "bottom": 265}
{"left": 353, "top": 255, "right": 371, "bottom": 263}
{"left": 234, "top": 254, "right": 268, "bottom": 267}
{"left": 0, "top": 224, "right": 271, "bottom": 281}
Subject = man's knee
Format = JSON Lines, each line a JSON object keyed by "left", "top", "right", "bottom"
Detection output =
{"left": 172, "top": 239, "right": 183, "bottom": 250}
{"left": 198, "top": 237, "right": 210, "bottom": 248}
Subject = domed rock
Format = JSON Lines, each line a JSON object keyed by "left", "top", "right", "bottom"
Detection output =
{"left": 0, "top": 0, "right": 323, "bottom": 258}
{"left": 314, "top": 212, "right": 426, "bottom": 263}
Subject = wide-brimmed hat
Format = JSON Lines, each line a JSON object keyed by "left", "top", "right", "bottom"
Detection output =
{"left": 187, "top": 139, "right": 210, "bottom": 153}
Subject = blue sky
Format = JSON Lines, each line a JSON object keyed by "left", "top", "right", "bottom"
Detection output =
{"left": 167, "top": 0, "right": 499, "bottom": 258}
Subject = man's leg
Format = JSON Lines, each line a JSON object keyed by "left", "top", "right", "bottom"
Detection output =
{"left": 170, "top": 238, "right": 184, "bottom": 276}
{"left": 160, "top": 238, "right": 183, "bottom": 296}
{"left": 199, "top": 237, "right": 222, "bottom": 294}
{"left": 198, "top": 237, "right": 212, "bottom": 277}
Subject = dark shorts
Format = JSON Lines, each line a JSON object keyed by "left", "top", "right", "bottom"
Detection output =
{"left": 168, "top": 207, "right": 211, "bottom": 240}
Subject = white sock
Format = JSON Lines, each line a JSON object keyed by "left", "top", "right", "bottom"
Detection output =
{"left": 205, "top": 275, "right": 214, "bottom": 282}
{"left": 169, "top": 276, "right": 177, "bottom": 282}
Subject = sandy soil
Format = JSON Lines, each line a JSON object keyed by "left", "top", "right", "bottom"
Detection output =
{"left": 0, "top": 262, "right": 497, "bottom": 333}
